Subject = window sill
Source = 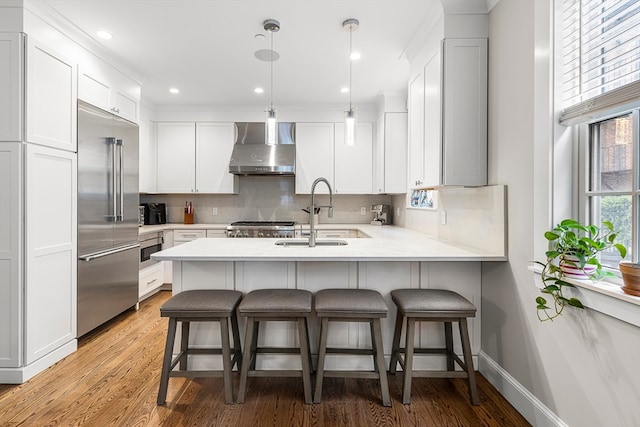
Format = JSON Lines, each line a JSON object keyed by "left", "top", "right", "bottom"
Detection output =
{"left": 529, "top": 265, "right": 640, "bottom": 327}
{"left": 406, "top": 206, "right": 437, "bottom": 211}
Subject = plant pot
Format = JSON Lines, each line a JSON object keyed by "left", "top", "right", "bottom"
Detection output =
{"left": 560, "top": 254, "right": 596, "bottom": 280}
{"left": 619, "top": 262, "right": 640, "bottom": 296}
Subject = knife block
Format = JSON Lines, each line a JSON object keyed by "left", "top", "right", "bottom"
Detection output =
{"left": 184, "top": 210, "right": 194, "bottom": 224}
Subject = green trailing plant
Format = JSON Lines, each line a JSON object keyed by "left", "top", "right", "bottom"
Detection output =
{"left": 534, "top": 218, "right": 627, "bottom": 322}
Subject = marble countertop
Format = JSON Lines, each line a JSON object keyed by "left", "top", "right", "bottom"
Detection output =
{"left": 150, "top": 223, "right": 507, "bottom": 262}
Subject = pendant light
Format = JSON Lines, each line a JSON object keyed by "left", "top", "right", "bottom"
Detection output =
{"left": 264, "top": 19, "right": 280, "bottom": 145}
{"left": 343, "top": 18, "right": 359, "bottom": 146}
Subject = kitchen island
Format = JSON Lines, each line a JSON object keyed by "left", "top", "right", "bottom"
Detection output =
{"left": 152, "top": 225, "right": 506, "bottom": 371}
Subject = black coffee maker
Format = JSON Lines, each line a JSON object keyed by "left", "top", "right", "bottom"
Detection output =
{"left": 143, "top": 203, "right": 167, "bottom": 225}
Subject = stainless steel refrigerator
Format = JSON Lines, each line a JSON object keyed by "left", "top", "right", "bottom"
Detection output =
{"left": 77, "top": 100, "right": 139, "bottom": 337}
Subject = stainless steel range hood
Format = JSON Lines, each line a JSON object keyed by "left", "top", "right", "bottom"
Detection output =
{"left": 229, "top": 122, "right": 295, "bottom": 175}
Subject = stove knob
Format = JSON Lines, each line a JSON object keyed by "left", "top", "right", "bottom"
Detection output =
{"left": 258, "top": 231, "right": 264, "bottom": 238}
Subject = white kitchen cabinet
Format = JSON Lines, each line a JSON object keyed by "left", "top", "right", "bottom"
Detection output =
{"left": 437, "top": 38, "right": 487, "bottom": 187}
{"left": 24, "top": 143, "right": 77, "bottom": 364}
{"left": 0, "top": 33, "right": 23, "bottom": 142}
{"left": 138, "top": 117, "right": 156, "bottom": 193}
{"left": 334, "top": 122, "right": 373, "bottom": 194}
{"left": 156, "top": 122, "right": 237, "bottom": 194}
{"left": 0, "top": 143, "right": 21, "bottom": 368}
{"left": 156, "top": 122, "right": 196, "bottom": 193}
{"left": 374, "top": 112, "right": 407, "bottom": 194}
{"left": 25, "top": 36, "right": 77, "bottom": 152}
{"left": 174, "top": 229, "right": 207, "bottom": 243}
{"left": 78, "top": 62, "right": 140, "bottom": 124}
{"left": 410, "top": 39, "right": 487, "bottom": 190}
{"left": 206, "top": 229, "right": 227, "bottom": 238}
{"left": 295, "top": 123, "right": 334, "bottom": 194}
{"left": 195, "top": 123, "right": 238, "bottom": 194}
{"left": 139, "top": 262, "right": 164, "bottom": 300}
{"left": 316, "top": 229, "right": 357, "bottom": 239}
{"left": 162, "top": 230, "right": 174, "bottom": 284}
{"left": 408, "top": 69, "right": 426, "bottom": 189}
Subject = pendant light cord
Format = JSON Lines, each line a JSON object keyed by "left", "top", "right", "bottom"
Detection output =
{"left": 349, "top": 24, "right": 353, "bottom": 111}
{"left": 270, "top": 28, "right": 274, "bottom": 111}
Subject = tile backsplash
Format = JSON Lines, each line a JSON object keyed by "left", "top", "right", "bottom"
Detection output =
{"left": 141, "top": 176, "right": 393, "bottom": 225}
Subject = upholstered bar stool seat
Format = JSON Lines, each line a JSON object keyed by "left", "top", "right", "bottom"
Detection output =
{"left": 389, "top": 289, "right": 479, "bottom": 405}
{"left": 313, "top": 288, "right": 391, "bottom": 407}
{"left": 157, "top": 289, "right": 243, "bottom": 405}
{"left": 237, "top": 289, "right": 313, "bottom": 404}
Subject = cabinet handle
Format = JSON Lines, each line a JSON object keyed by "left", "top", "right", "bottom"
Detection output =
{"left": 146, "top": 278, "right": 158, "bottom": 285}
{"left": 111, "top": 107, "right": 120, "bottom": 114}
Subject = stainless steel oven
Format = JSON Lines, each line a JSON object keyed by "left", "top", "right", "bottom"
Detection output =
{"left": 139, "top": 231, "right": 163, "bottom": 270}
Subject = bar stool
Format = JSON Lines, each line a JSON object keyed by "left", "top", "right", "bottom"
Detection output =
{"left": 313, "top": 288, "right": 391, "bottom": 407}
{"left": 157, "top": 289, "right": 243, "bottom": 405}
{"left": 237, "top": 289, "right": 313, "bottom": 404}
{"left": 389, "top": 289, "right": 479, "bottom": 405}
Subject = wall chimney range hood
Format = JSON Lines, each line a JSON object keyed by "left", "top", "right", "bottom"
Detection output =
{"left": 229, "top": 122, "right": 295, "bottom": 175}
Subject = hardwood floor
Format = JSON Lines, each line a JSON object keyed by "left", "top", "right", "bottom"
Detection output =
{"left": 0, "top": 291, "right": 530, "bottom": 426}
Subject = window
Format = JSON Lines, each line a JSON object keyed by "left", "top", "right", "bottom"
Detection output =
{"left": 585, "top": 111, "right": 638, "bottom": 268}
{"left": 556, "top": 0, "right": 640, "bottom": 269}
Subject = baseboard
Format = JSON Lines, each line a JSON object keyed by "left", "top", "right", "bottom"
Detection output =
{"left": 478, "top": 351, "right": 568, "bottom": 427}
{"left": 0, "top": 340, "right": 77, "bottom": 384}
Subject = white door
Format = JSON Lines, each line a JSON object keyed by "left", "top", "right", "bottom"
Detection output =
{"left": 0, "top": 33, "right": 23, "bottom": 142}
{"left": 156, "top": 122, "right": 196, "bottom": 193}
{"left": 195, "top": 122, "right": 238, "bottom": 193}
{"left": 295, "top": 123, "right": 334, "bottom": 194}
{"left": 334, "top": 122, "right": 373, "bottom": 194}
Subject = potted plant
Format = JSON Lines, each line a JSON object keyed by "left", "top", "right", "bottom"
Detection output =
{"left": 619, "top": 262, "right": 640, "bottom": 296}
{"left": 535, "top": 218, "right": 627, "bottom": 321}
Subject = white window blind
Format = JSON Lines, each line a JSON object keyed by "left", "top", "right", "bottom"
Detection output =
{"left": 559, "top": 0, "right": 640, "bottom": 123}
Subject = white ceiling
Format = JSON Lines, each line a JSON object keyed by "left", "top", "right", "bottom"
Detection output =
{"left": 42, "top": 0, "right": 444, "bottom": 109}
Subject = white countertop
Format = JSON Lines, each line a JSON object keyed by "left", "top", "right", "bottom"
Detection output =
{"left": 150, "top": 223, "right": 507, "bottom": 262}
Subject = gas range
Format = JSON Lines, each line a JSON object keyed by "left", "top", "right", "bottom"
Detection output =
{"left": 226, "top": 221, "right": 296, "bottom": 238}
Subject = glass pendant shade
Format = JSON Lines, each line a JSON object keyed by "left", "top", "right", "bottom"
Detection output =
{"left": 266, "top": 107, "right": 277, "bottom": 145}
{"left": 344, "top": 108, "right": 356, "bottom": 146}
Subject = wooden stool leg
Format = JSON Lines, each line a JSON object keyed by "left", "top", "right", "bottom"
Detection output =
{"left": 444, "top": 322, "right": 454, "bottom": 371}
{"left": 459, "top": 318, "right": 479, "bottom": 405}
{"left": 237, "top": 317, "right": 256, "bottom": 404}
{"left": 402, "top": 317, "right": 416, "bottom": 404}
{"left": 220, "top": 316, "right": 234, "bottom": 404}
{"left": 372, "top": 318, "right": 391, "bottom": 407}
{"left": 313, "top": 317, "right": 329, "bottom": 404}
{"left": 249, "top": 320, "right": 260, "bottom": 371}
{"left": 304, "top": 317, "right": 314, "bottom": 373}
{"left": 370, "top": 320, "right": 379, "bottom": 373}
{"left": 230, "top": 310, "right": 242, "bottom": 371}
{"left": 389, "top": 311, "right": 403, "bottom": 374}
{"left": 179, "top": 321, "right": 190, "bottom": 370}
{"left": 157, "top": 317, "right": 177, "bottom": 405}
{"left": 297, "top": 317, "right": 313, "bottom": 404}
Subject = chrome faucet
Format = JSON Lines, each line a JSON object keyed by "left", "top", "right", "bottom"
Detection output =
{"left": 309, "top": 177, "right": 333, "bottom": 247}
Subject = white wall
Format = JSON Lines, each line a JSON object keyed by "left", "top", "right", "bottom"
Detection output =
{"left": 483, "top": 1, "right": 640, "bottom": 426}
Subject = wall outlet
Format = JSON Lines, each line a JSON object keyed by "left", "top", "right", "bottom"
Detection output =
{"left": 441, "top": 210, "right": 447, "bottom": 225}
{"left": 396, "top": 207, "right": 400, "bottom": 217}
{"left": 212, "top": 207, "right": 218, "bottom": 216}
{"left": 360, "top": 206, "right": 367, "bottom": 215}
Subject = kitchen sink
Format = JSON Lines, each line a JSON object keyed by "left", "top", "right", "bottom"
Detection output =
{"left": 275, "top": 239, "right": 348, "bottom": 247}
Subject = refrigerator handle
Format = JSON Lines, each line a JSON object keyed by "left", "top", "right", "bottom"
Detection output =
{"left": 107, "top": 137, "right": 117, "bottom": 222}
{"left": 117, "top": 139, "right": 124, "bottom": 222}
{"left": 79, "top": 243, "right": 141, "bottom": 261}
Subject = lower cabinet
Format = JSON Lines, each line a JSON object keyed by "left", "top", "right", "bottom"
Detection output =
{"left": 139, "top": 262, "right": 164, "bottom": 300}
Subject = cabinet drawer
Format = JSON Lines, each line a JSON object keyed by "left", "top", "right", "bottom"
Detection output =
{"left": 139, "top": 262, "right": 163, "bottom": 298}
{"left": 174, "top": 229, "right": 206, "bottom": 241}
{"left": 207, "top": 229, "right": 227, "bottom": 238}
{"left": 316, "top": 230, "right": 352, "bottom": 239}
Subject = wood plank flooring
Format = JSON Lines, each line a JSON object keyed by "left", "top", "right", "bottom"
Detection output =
{"left": 0, "top": 291, "right": 530, "bottom": 426}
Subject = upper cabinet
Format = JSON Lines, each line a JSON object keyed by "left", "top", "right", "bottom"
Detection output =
{"left": 375, "top": 112, "right": 407, "bottom": 194}
{"left": 409, "top": 38, "right": 487, "bottom": 189}
{"left": 334, "top": 122, "right": 373, "bottom": 194}
{"left": 296, "top": 123, "right": 335, "bottom": 194}
{"left": 25, "top": 37, "right": 77, "bottom": 152}
{"left": 296, "top": 122, "right": 374, "bottom": 195}
{"left": 138, "top": 117, "right": 156, "bottom": 193}
{"left": 78, "top": 61, "right": 140, "bottom": 124}
{"left": 155, "top": 121, "right": 238, "bottom": 194}
{"left": 0, "top": 34, "right": 23, "bottom": 142}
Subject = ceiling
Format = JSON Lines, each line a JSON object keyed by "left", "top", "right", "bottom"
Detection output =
{"left": 42, "top": 0, "right": 444, "bottom": 109}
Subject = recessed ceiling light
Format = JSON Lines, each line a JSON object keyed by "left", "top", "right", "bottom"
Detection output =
{"left": 341, "top": 87, "right": 350, "bottom": 93}
{"left": 96, "top": 30, "right": 112, "bottom": 40}
{"left": 254, "top": 87, "right": 264, "bottom": 94}
{"left": 350, "top": 52, "right": 361, "bottom": 61}
{"left": 169, "top": 88, "right": 180, "bottom": 94}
